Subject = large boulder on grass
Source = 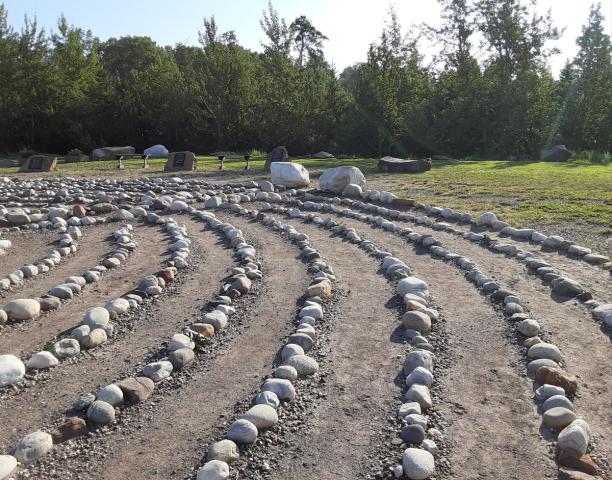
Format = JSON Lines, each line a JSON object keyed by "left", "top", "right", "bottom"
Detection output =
{"left": 540, "top": 145, "right": 570, "bottom": 162}
{"left": 319, "top": 166, "right": 366, "bottom": 193}
{"left": 264, "top": 146, "right": 289, "bottom": 169}
{"left": 378, "top": 156, "right": 432, "bottom": 173}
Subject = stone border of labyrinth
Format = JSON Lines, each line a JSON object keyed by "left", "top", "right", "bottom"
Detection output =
{"left": 253, "top": 199, "right": 600, "bottom": 478}
{"left": 297, "top": 191, "right": 611, "bottom": 331}
{"left": 206, "top": 204, "right": 441, "bottom": 480}
{"left": 0, "top": 221, "right": 178, "bottom": 393}
{"left": 363, "top": 191, "right": 610, "bottom": 270}
{"left": 191, "top": 206, "right": 334, "bottom": 480}
{"left": 0, "top": 210, "right": 259, "bottom": 478}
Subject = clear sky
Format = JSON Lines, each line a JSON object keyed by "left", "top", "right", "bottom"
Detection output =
{"left": 3, "top": 0, "right": 611, "bottom": 76}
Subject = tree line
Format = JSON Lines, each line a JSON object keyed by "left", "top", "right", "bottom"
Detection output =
{"left": 0, "top": 0, "right": 610, "bottom": 159}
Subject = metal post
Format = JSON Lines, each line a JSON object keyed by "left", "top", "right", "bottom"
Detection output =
{"left": 143, "top": 155, "right": 149, "bottom": 169}
{"left": 244, "top": 154, "right": 251, "bottom": 170}
{"left": 218, "top": 155, "right": 225, "bottom": 170}
{"left": 118, "top": 156, "right": 124, "bottom": 169}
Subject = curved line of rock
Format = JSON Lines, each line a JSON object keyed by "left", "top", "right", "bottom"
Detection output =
{"left": 190, "top": 206, "right": 334, "bottom": 480}
{"left": 0, "top": 221, "right": 175, "bottom": 394}
{"left": 201, "top": 186, "right": 600, "bottom": 478}
{"left": 0, "top": 209, "right": 261, "bottom": 479}
{"left": 352, "top": 190, "right": 610, "bottom": 270}
{"left": 260, "top": 199, "right": 602, "bottom": 478}
{"left": 293, "top": 192, "right": 611, "bottom": 332}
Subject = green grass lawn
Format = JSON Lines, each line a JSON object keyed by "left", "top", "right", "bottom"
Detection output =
{"left": 1, "top": 156, "right": 610, "bottom": 229}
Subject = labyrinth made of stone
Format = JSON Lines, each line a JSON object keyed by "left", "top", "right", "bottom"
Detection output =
{"left": 0, "top": 166, "right": 609, "bottom": 480}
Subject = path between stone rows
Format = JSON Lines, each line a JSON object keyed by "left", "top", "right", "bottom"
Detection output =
{"left": 75, "top": 214, "right": 309, "bottom": 480}
{"left": 269, "top": 215, "right": 557, "bottom": 480}
{"left": 0, "top": 230, "right": 61, "bottom": 278}
{"left": 380, "top": 215, "right": 612, "bottom": 460}
{"left": 0, "top": 223, "right": 117, "bottom": 303}
{"left": 0, "top": 223, "right": 168, "bottom": 356}
{"left": 0, "top": 216, "right": 233, "bottom": 451}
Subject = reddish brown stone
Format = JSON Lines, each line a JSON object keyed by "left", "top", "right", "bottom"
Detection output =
{"left": 51, "top": 417, "right": 87, "bottom": 443}
{"left": 192, "top": 323, "right": 215, "bottom": 337}
{"left": 535, "top": 366, "right": 578, "bottom": 395}
{"left": 156, "top": 268, "right": 175, "bottom": 284}
{"left": 558, "top": 455, "right": 599, "bottom": 476}
{"left": 115, "top": 377, "right": 154, "bottom": 405}
{"left": 72, "top": 205, "right": 87, "bottom": 218}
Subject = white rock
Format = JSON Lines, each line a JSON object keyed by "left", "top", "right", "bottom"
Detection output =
{"left": 270, "top": 162, "right": 310, "bottom": 188}
{"left": 0, "top": 354, "right": 26, "bottom": 387}
{"left": 402, "top": 448, "right": 435, "bottom": 480}
{"left": 4, "top": 298, "right": 41, "bottom": 320}
{"left": 26, "top": 351, "right": 59, "bottom": 369}
{"left": 87, "top": 400, "right": 115, "bottom": 424}
{"left": 197, "top": 460, "right": 230, "bottom": 480}
{"left": 319, "top": 166, "right": 366, "bottom": 193}
{"left": 53, "top": 338, "right": 81, "bottom": 358}
{"left": 240, "top": 404, "right": 279, "bottom": 428}
{"left": 255, "top": 391, "right": 280, "bottom": 409}
{"left": 167, "top": 333, "right": 195, "bottom": 351}
{"left": 0, "top": 455, "right": 17, "bottom": 479}
{"left": 14, "top": 431, "right": 53, "bottom": 463}
{"left": 96, "top": 384, "right": 124, "bottom": 406}
{"left": 143, "top": 360, "right": 173, "bottom": 382}
{"left": 262, "top": 378, "right": 296, "bottom": 401}
{"left": 527, "top": 343, "right": 562, "bottom": 362}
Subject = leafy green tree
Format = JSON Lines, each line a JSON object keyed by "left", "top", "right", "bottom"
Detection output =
{"left": 289, "top": 15, "right": 328, "bottom": 67}
{"left": 559, "top": 3, "right": 612, "bottom": 151}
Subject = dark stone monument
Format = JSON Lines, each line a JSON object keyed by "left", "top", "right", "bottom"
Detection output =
{"left": 378, "top": 156, "right": 432, "bottom": 173}
{"left": 19, "top": 155, "right": 58, "bottom": 173}
{"left": 539, "top": 145, "right": 571, "bottom": 162}
{"left": 164, "top": 151, "right": 196, "bottom": 172}
{"left": 265, "top": 146, "right": 289, "bottom": 169}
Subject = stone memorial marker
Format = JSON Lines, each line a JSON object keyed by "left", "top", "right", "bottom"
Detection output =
{"left": 19, "top": 155, "right": 58, "bottom": 173}
{"left": 264, "top": 146, "right": 289, "bottom": 169}
{"left": 164, "top": 151, "right": 196, "bottom": 172}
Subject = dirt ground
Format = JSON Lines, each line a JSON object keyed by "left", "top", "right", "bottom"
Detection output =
{"left": 0, "top": 173, "right": 609, "bottom": 480}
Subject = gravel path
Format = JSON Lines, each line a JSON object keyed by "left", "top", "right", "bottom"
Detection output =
{"left": 72, "top": 215, "right": 309, "bottom": 480}
{"left": 0, "top": 223, "right": 168, "bottom": 355}
{"left": 269, "top": 216, "right": 557, "bottom": 480}
{"left": 0, "top": 223, "right": 117, "bottom": 303}
{"left": 0, "top": 217, "right": 233, "bottom": 451}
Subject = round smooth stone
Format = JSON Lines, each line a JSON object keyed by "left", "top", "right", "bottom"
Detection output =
{"left": 543, "top": 407, "right": 576, "bottom": 430}
{"left": 82, "top": 307, "right": 110, "bottom": 328}
{"left": 284, "top": 354, "right": 319, "bottom": 377}
{"left": 0, "top": 354, "right": 26, "bottom": 387}
{"left": 197, "top": 460, "right": 230, "bottom": 480}
{"left": 227, "top": 419, "right": 258, "bottom": 444}
{"left": 400, "top": 424, "right": 426, "bottom": 444}
{"left": 142, "top": 360, "right": 173, "bottom": 382}
{"left": 206, "top": 440, "right": 239, "bottom": 463}
{"left": 14, "top": 431, "right": 53, "bottom": 463}
{"left": 96, "top": 384, "right": 123, "bottom": 406}
{"left": 0, "top": 455, "right": 17, "bottom": 479}
{"left": 516, "top": 319, "right": 540, "bottom": 337}
{"left": 240, "top": 404, "right": 279, "bottom": 428}
{"left": 262, "top": 378, "right": 296, "bottom": 401}
{"left": 535, "top": 384, "right": 565, "bottom": 401}
{"left": 274, "top": 365, "right": 298, "bottom": 381}
{"left": 86, "top": 400, "right": 115, "bottom": 424}
{"left": 527, "top": 358, "right": 559, "bottom": 375}
{"left": 26, "top": 351, "right": 59, "bottom": 370}
{"left": 167, "top": 333, "right": 194, "bottom": 351}
{"left": 4, "top": 299, "right": 41, "bottom": 320}
{"left": 281, "top": 344, "right": 304, "bottom": 361}
{"left": 104, "top": 298, "right": 130, "bottom": 317}
{"left": 528, "top": 343, "right": 562, "bottom": 362}
{"left": 542, "top": 395, "right": 573, "bottom": 412}
{"left": 402, "top": 448, "right": 435, "bottom": 480}
{"left": 405, "top": 366, "right": 434, "bottom": 388}
{"left": 255, "top": 391, "right": 280, "bottom": 409}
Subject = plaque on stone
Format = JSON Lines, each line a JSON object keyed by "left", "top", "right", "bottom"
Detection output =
{"left": 164, "top": 151, "right": 196, "bottom": 172}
